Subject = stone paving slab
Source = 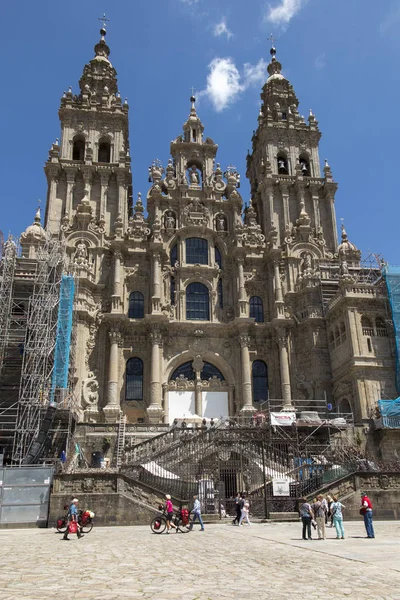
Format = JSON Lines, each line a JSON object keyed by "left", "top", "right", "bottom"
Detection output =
{"left": 1, "top": 521, "right": 400, "bottom": 599}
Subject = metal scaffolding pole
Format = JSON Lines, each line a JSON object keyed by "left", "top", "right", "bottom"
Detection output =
{"left": 0, "top": 236, "right": 17, "bottom": 380}
{"left": 12, "top": 235, "right": 65, "bottom": 465}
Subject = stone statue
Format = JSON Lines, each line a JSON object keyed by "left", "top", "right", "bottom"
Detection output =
{"left": 165, "top": 211, "right": 175, "bottom": 229}
{"left": 190, "top": 165, "right": 200, "bottom": 185}
{"left": 340, "top": 259, "right": 349, "bottom": 276}
{"left": 216, "top": 214, "right": 226, "bottom": 231}
{"left": 75, "top": 241, "right": 88, "bottom": 261}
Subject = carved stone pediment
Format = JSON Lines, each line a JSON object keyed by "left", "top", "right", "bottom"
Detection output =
{"left": 182, "top": 199, "right": 210, "bottom": 227}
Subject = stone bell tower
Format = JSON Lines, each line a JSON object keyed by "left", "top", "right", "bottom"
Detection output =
{"left": 44, "top": 23, "right": 132, "bottom": 236}
{"left": 246, "top": 45, "right": 341, "bottom": 407}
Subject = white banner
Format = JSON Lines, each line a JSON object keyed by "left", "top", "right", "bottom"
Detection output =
{"left": 270, "top": 412, "right": 296, "bottom": 426}
{"left": 272, "top": 479, "right": 290, "bottom": 496}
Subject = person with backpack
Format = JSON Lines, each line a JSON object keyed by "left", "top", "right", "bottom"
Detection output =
{"left": 331, "top": 495, "right": 345, "bottom": 539}
{"left": 360, "top": 492, "right": 375, "bottom": 538}
{"left": 63, "top": 498, "right": 84, "bottom": 541}
{"left": 312, "top": 494, "right": 327, "bottom": 540}
{"left": 299, "top": 497, "right": 314, "bottom": 540}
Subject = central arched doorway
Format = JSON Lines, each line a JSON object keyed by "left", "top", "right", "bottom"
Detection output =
{"left": 165, "top": 359, "right": 229, "bottom": 424}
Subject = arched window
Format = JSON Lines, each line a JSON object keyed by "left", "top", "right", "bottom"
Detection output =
{"left": 250, "top": 296, "right": 264, "bottom": 323}
{"left": 299, "top": 156, "right": 310, "bottom": 176}
{"left": 126, "top": 358, "right": 143, "bottom": 401}
{"left": 201, "top": 362, "right": 224, "bottom": 381}
{"left": 128, "top": 291, "right": 144, "bottom": 319}
{"left": 338, "top": 398, "right": 352, "bottom": 415}
{"left": 361, "top": 316, "right": 373, "bottom": 336}
{"left": 277, "top": 153, "right": 289, "bottom": 175}
{"left": 186, "top": 282, "right": 209, "bottom": 320}
{"left": 186, "top": 238, "right": 208, "bottom": 265}
{"left": 72, "top": 136, "right": 85, "bottom": 161}
{"left": 252, "top": 360, "right": 268, "bottom": 404}
{"left": 376, "top": 317, "right": 387, "bottom": 337}
{"left": 170, "top": 244, "right": 178, "bottom": 267}
{"left": 170, "top": 361, "right": 195, "bottom": 381}
{"left": 98, "top": 138, "right": 111, "bottom": 163}
{"left": 215, "top": 247, "right": 222, "bottom": 269}
{"left": 170, "top": 276, "right": 176, "bottom": 306}
{"left": 217, "top": 279, "right": 223, "bottom": 308}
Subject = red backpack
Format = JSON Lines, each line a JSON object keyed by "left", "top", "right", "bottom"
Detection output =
{"left": 180, "top": 508, "right": 189, "bottom": 525}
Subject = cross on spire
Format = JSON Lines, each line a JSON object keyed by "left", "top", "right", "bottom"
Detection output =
{"left": 190, "top": 86, "right": 196, "bottom": 97}
{"left": 268, "top": 33, "right": 276, "bottom": 47}
{"left": 98, "top": 13, "right": 110, "bottom": 29}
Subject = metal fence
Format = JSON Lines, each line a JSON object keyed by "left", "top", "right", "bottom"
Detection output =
{"left": 0, "top": 466, "right": 53, "bottom": 526}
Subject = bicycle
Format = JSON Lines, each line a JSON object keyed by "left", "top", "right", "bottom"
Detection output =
{"left": 56, "top": 506, "right": 95, "bottom": 534}
{"left": 150, "top": 505, "right": 192, "bottom": 534}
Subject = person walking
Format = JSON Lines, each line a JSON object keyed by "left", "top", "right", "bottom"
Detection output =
{"left": 312, "top": 495, "right": 327, "bottom": 540}
{"left": 232, "top": 492, "right": 241, "bottom": 525}
{"left": 189, "top": 495, "right": 204, "bottom": 531}
{"left": 63, "top": 498, "right": 83, "bottom": 541}
{"left": 239, "top": 496, "right": 251, "bottom": 526}
{"left": 360, "top": 492, "right": 375, "bottom": 538}
{"left": 331, "top": 495, "right": 345, "bottom": 539}
{"left": 299, "top": 497, "right": 314, "bottom": 540}
{"left": 165, "top": 494, "right": 176, "bottom": 533}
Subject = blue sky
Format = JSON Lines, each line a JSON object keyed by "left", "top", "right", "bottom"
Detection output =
{"left": 1, "top": 0, "right": 399, "bottom": 263}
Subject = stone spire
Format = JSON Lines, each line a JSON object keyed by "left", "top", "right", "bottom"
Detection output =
{"left": 78, "top": 23, "right": 118, "bottom": 98}
{"left": 182, "top": 95, "right": 204, "bottom": 144}
{"left": 338, "top": 221, "right": 361, "bottom": 264}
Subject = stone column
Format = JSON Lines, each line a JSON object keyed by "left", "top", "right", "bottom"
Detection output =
{"left": 111, "top": 251, "right": 122, "bottom": 313}
{"left": 147, "top": 330, "right": 164, "bottom": 423}
{"left": 280, "top": 183, "right": 290, "bottom": 229}
{"left": 162, "top": 383, "right": 169, "bottom": 425}
{"left": 104, "top": 329, "right": 122, "bottom": 423}
{"left": 99, "top": 172, "right": 109, "bottom": 220}
{"left": 276, "top": 327, "right": 293, "bottom": 410}
{"left": 237, "top": 258, "right": 248, "bottom": 317}
{"left": 239, "top": 334, "right": 254, "bottom": 416}
{"left": 65, "top": 169, "right": 75, "bottom": 220}
{"left": 273, "top": 259, "right": 285, "bottom": 318}
{"left": 117, "top": 174, "right": 127, "bottom": 227}
{"left": 152, "top": 252, "right": 161, "bottom": 313}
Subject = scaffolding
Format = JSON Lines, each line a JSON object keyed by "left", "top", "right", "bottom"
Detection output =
{"left": 12, "top": 235, "right": 65, "bottom": 465}
{"left": 383, "top": 265, "right": 400, "bottom": 395}
{"left": 0, "top": 236, "right": 17, "bottom": 380}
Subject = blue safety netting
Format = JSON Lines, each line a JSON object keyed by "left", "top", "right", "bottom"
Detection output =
{"left": 51, "top": 275, "right": 74, "bottom": 399}
{"left": 382, "top": 265, "right": 400, "bottom": 395}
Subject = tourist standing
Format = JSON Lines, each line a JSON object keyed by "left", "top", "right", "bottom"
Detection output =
{"left": 360, "top": 492, "right": 375, "bottom": 538}
{"left": 189, "top": 495, "right": 205, "bottom": 531}
{"left": 331, "top": 495, "right": 345, "bottom": 539}
{"left": 312, "top": 495, "right": 327, "bottom": 540}
{"left": 165, "top": 494, "right": 176, "bottom": 533}
{"left": 232, "top": 492, "right": 241, "bottom": 525}
{"left": 299, "top": 497, "right": 314, "bottom": 540}
{"left": 326, "top": 494, "right": 334, "bottom": 527}
{"left": 63, "top": 498, "right": 83, "bottom": 541}
{"left": 239, "top": 496, "right": 251, "bottom": 526}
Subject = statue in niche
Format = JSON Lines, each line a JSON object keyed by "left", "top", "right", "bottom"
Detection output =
{"left": 75, "top": 241, "right": 88, "bottom": 261}
{"left": 165, "top": 211, "right": 176, "bottom": 230}
{"left": 216, "top": 214, "right": 226, "bottom": 231}
{"left": 189, "top": 165, "right": 200, "bottom": 185}
{"left": 340, "top": 259, "right": 349, "bottom": 276}
{"left": 302, "top": 252, "right": 313, "bottom": 275}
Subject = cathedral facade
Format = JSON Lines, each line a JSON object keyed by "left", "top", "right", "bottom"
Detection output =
{"left": 34, "top": 28, "right": 395, "bottom": 429}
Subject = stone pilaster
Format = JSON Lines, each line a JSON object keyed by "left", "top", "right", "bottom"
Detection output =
{"left": 111, "top": 251, "right": 122, "bottom": 313}
{"left": 276, "top": 326, "right": 293, "bottom": 410}
{"left": 151, "top": 252, "right": 161, "bottom": 313}
{"left": 238, "top": 258, "right": 248, "bottom": 317}
{"left": 239, "top": 333, "right": 254, "bottom": 416}
{"left": 104, "top": 329, "right": 122, "bottom": 423}
{"left": 147, "top": 329, "right": 164, "bottom": 423}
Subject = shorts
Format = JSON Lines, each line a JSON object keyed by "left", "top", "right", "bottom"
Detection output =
{"left": 167, "top": 512, "right": 174, "bottom": 522}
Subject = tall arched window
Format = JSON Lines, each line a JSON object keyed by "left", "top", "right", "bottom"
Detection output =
{"left": 186, "top": 282, "right": 209, "bottom": 320}
{"left": 128, "top": 291, "right": 144, "bottom": 319}
{"left": 170, "top": 244, "right": 178, "bottom": 267}
{"left": 170, "top": 361, "right": 196, "bottom": 381}
{"left": 215, "top": 247, "right": 222, "bottom": 269}
{"left": 361, "top": 316, "right": 373, "bottom": 336}
{"left": 186, "top": 238, "right": 208, "bottom": 265}
{"left": 72, "top": 136, "right": 85, "bottom": 161}
{"left": 299, "top": 155, "right": 310, "bottom": 176}
{"left": 250, "top": 296, "right": 264, "bottom": 322}
{"left": 98, "top": 138, "right": 111, "bottom": 163}
{"left": 252, "top": 360, "right": 268, "bottom": 404}
{"left": 217, "top": 279, "right": 223, "bottom": 308}
{"left": 201, "top": 362, "right": 224, "bottom": 381}
{"left": 126, "top": 357, "right": 143, "bottom": 400}
{"left": 170, "top": 276, "right": 176, "bottom": 306}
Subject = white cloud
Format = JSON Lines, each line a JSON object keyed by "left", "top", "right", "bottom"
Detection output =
{"left": 314, "top": 53, "right": 326, "bottom": 71}
{"left": 180, "top": 0, "right": 199, "bottom": 4}
{"left": 213, "top": 18, "right": 233, "bottom": 39}
{"left": 266, "top": 0, "right": 307, "bottom": 26}
{"left": 199, "top": 57, "right": 267, "bottom": 112}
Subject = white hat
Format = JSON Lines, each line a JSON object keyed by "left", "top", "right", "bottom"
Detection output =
{"left": 72, "top": 498, "right": 79, "bottom": 503}
{"left": 165, "top": 494, "right": 171, "bottom": 500}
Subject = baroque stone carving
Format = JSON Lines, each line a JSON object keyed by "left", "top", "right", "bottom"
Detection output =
{"left": 82, "top": 371, "right": 99, "bottom": 409}
{"left": 182, "top": 199, "right": 210, "bottom": 227}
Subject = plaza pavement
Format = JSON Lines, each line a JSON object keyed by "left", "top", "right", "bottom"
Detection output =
{"left": 1, "top": 520, "right": 400, "bottom": 599}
